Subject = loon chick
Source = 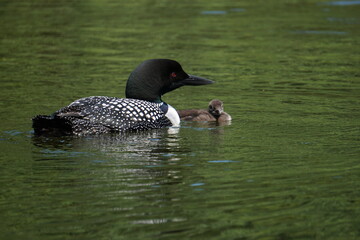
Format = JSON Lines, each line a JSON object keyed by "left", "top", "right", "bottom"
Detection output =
{"left": 32, "top": 59, "right": 214, "bottom": 136}
{"left": 177, "top": 99, "right": 232, "bottom": 122}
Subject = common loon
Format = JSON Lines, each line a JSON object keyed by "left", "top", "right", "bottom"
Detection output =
{"left": 32, "top": 59, "right": 214, "bottom": 136}
{"left": 177, "top": 99, "right": 232, "bottom": 122}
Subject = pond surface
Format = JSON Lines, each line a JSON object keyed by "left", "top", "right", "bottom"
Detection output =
{"left": 1, "top": 0, "right": 359, "bottom": 239}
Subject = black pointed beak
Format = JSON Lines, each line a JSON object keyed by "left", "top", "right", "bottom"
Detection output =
{"left": 163, "top": 74, "right": 214, "bottom": 95}
{"left": 181, "top": 74, "right": 214, "bottom": 85}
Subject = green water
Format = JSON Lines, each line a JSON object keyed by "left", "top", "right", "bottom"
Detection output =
{"left": 1, "top": 0, "right": 359, "bottom": 239}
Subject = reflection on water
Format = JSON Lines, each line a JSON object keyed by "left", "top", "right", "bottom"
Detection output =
{"left": 200, "top": 8, "right": 245, "bottom": 15}
{"left": 326, "top": 17, "right": 360, "bottom": 24}
{"left": 321, "top": 0, "right": 360, "bottom": 6}
{"left": 292, "top": 30, "right": 348, "bottom": 35}
{"left": 32, "top": 127, "right": 182, "bottom": 162}
{"left": 201, "top": 10, "right": 227, "bottom": 15}
{"left": 21, "top": 124, "right": 234, "bottom": 238}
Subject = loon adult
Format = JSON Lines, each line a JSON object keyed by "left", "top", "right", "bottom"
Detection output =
{"left": 177, "top": 99, "right": 231, "bottom": 122}
{"left": 32, "top": 59, "right": 214, "bottom": 136}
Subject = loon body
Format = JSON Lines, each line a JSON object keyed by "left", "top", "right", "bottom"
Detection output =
{"left": 32, "top": 59, "right": 213, "bottom": 136}
{"left": 178, "top": 99, "right": 231, "bottom": 122}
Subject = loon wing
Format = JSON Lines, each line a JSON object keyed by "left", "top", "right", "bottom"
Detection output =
{"left": 54, "top": 96, "right": 171, "bottom": 134}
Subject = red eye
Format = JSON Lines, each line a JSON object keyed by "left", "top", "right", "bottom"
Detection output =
{"left": 170, "top": 72, "right": 177, "bottom": 78}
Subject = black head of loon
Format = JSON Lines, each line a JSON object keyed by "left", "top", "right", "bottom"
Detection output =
{"left": 125, "top": 59, "right": 213, "bottom": 102}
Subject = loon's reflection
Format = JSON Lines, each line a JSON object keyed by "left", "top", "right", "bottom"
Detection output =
{"left": 31, "top": 120, "right": 230, "bottom": 161}
{"left": 30, "top": 123, "right": 230, "bottom": 226}
{"left": 32, "top": 127, "right": 183, "bottom": 161}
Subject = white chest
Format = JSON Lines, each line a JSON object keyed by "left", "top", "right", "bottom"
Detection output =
{"left": 165, "top": 104, "right": 180, "bottom": 126}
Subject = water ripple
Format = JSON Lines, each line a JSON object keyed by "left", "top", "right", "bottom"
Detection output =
{"left": 201, "top": 10, "right": 227, "bottom": 15}
{"left": 208, "top": 160, "right": 239, "bottom": 163}
{"left": 292, "top": 30, "right": 348, "bottom": 35}
{"left": 321, "top": 0, "right": 360, "bottom": 6}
